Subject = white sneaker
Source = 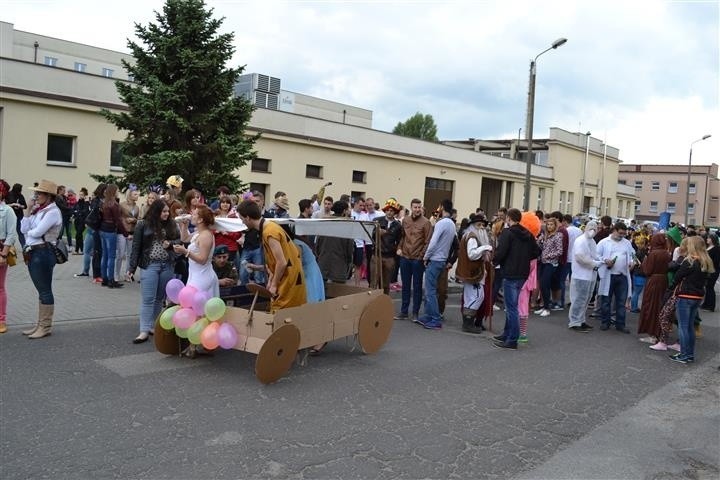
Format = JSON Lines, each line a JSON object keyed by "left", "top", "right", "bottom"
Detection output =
{"left": 533, "top": 308, "right": 546, "bottom": 315}
{"left": 539, "top": 309, "right": 550, "bottom": 317}
{"left": 493, "top": 304, "right": 501, "bottom": 311}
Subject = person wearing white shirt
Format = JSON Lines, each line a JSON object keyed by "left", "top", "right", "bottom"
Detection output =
{"left": 568, "top": 221, "right": 603, "bottom": 332}
{"left": 455, "top": 213, "right": 493, "bottom": 333}
{"left": 596, "top": 222, "right": 635, "bottom": 333}
{"left": 19, "top": 179, "right": 63, "bottom": 339}
{"left": 350, "top": 198, "right": 370, "bottom": 285}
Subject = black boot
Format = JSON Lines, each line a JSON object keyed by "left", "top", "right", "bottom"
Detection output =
{"left": 462, "top": 314, "right": 483, "bottom": 334}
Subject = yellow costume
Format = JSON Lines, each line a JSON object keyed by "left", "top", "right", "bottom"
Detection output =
{"left": 261, "top": 220, "right": 307, "bottom": 312}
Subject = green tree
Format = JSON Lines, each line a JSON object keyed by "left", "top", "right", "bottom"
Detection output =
{"left": 392, "top": 112, "right": 439, "bottom": 142}
{"left": 96, "top": 0, "right": 257, "bottom": 193}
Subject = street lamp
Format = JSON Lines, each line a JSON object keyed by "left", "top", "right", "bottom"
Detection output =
{"left": 684, "top": 134, "right": 711, "bottom": 226}
{"left": 522, "top": 37, "right": 567, "bottom": 211}
{"left": 580, "top": 131, "right": 591, "bottom": 213}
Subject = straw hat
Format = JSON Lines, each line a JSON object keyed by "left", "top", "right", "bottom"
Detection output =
{"left": 166, "top": 175, "right": 184, "bottom": 189}
{"left": 276, "top": 195, "right": 290, "bottom": 211}
{"left": 29, "top": 179, "right": 58, "bottom": 195}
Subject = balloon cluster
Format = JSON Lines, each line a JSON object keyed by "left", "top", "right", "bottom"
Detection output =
{"left": 157, "top": 279, "right": 239, "bottom": 350}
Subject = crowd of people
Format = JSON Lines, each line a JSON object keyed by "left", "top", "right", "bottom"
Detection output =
{"left": 0, "top": 175, "right": 717, "bottom": 365}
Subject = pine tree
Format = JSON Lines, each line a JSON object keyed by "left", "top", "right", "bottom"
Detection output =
{"left": 97, "top": 0, "right": 257, "bottom": 193}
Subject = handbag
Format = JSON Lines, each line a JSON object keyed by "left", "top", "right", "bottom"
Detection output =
{"left": 43, "top": 235, "right": 68, "bottom": 264}
{"left": 6, "top": 245, "right": 16, "bottom": 266}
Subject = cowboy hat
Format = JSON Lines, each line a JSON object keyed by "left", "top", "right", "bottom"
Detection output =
{"left": 29, "top": 179, "right": 58, "bottom": 195}
{"left": 468, "top": 212, "right": 488, "bottom": 225}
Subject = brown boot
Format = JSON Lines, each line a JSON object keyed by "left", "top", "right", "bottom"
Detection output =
{"left": 695, "top": 323, "right": 702, "bottom": 338}
{"left": 22, "top": 305, "right": 41, "bottom": 336}
{"left": 28, "top": 304, "right": 54, "bottom": 339}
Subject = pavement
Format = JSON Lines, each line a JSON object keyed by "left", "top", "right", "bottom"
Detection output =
{"left": 1, "top": 254, "right": 719, "bottom": 480}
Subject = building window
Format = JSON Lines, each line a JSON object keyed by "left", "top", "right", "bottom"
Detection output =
{"left": 350, "top": 191, "right": 365, "bottom": 205}
{"left": 46, "top": 134, "right": 75, "bottom": 164}
{"left": 666, "top": 202, "right": 676, "bottom": 213}
{"left": 619, "top": 180, "right": 626, "bottom": 185}
{"left": 102, "top": 68, "right": 114, "bottom": 78}
{"left": 689, "top": 183, "right": 696, "bottom": 194}
{"left": 635, "top": 200, "right": 641, "bottom": 212}
{"left": 251, "top": 158, "right": 271, "bottom": 173}
{"left": 537, "top": 187, "right": 546, "bottom": 211}
{"left": 651, "top": 181, "right": 660, "bottom": 191}
{"left": 634, "top": 180, "right": 643, "bottom": 189}
{"left": 305, "top": 164, "right": 323, "bottom": 179}
{"left": 74, "top": 62, "right": 87, "bottom": 73}
{"left": 649, "top": 201, "right": 658, "bottom": 213}
{"left": 110, "top": 141, "right": 123, "bottom": 169}
{"left": 688, "top": 203, "right": 695, "bottom": 215}
{"left": 567, "top": 192, "right": 574, "bottom": 214}
{"left": 352, "top": 170, "right": 367, "bottom": 184}
{"left": 44, "top": 56, "right": 58, "bottom": 67}
{"left": 668, "top": 182, "right": 678, "bottom": 193}
{"left": 559, "top": 191, "right": 566, "bottom": 212}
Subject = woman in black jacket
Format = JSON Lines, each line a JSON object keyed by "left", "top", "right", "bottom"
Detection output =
{"left": 127, "top": 200, "right": 180, "bottom": 343}
{"left": 669, "top": 236, "right": 714, "bottom": 364}
{"left": 701, "top": 233, "right": 719, "bottom": 312}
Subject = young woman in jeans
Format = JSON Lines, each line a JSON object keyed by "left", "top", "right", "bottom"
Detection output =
{"left": 535, "top": 216, "right": 563, "bottom": 317}
{"left": 127, "top": 200, "right": 180, "bottom": 343}
{"left": 99, "top": 184, "right": 127, "bottom": 288}
{"left": 19, "top": 179, "right": 63, "bottom": 339}
{"left": 669, "top": 236, "right": 714, "bottom": 364}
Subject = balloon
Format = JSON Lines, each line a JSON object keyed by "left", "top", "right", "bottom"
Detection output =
{"left": 175, "top": 326, "right": 189, "bottom": 338}
{"left": 178, "top": 285, "right": 198, "bottom": 309}
{"left": 165, "top": 279, "right": 185, "bottom": 304}
{"left": 217, "top": 323, "right": 239, "bottom": 349}
{"left": 200, "top": 322, "right": 220, "bottom": 350}
{"left": 158, "top": 305, "right": 180, "bottom": 330}
{"left": 187, "top": 317, "right": 209, "bottom": 345}
{"left": 173, "top": 307, "right": 197, "bottom": 329}
{"left": 204, "top": 297, "right": 227, "bottom": 321}
{"left": 191, "top": 290, "right": 212, "bottom": 317}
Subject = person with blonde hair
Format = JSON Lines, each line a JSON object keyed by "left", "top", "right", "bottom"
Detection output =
{"left": 668, "top": 236, "right": 714, "bottom": 364}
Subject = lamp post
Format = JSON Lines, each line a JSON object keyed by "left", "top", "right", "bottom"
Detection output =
{"left": 684, "top": 134, "right": 711, "bottom": 226}
{"left": 580, "top": 131, "right": 591, "bottom": 213}
{"left": 522, "top": 37, "right": 567, "bottom": 212}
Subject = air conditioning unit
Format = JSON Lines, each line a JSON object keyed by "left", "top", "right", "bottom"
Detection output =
{"left": 234, "top": 73, "right": 281, "bottom": 108}
{"left": 253, "top": 91, "right": 279, "bottom": 110}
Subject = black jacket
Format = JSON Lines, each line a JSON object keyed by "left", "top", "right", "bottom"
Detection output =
{"left": 493, "top": 224, "right": 539, "bottom": 280}
{"left": 672, "top": 258, "right": 709, "bottom": 299}
{"left": 128, "top": 220, "right": 181, "bottom": 273}
{"left": 377, "top": 216, "right": 402, "bottom": 257}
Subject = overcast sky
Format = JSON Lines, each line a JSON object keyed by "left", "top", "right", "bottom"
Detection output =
{"left": 4, "top": 0, "right": 718, "bottom": 166}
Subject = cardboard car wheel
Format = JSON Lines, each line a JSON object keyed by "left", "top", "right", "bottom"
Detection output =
{"left": 358, "top": 294, "right": 394, "bottom": 354}
{"left": 154, "top": 315, "right": 180, "bottom": 355}
{"left": 255, "top": 324, "right": 301, "bottom": 384}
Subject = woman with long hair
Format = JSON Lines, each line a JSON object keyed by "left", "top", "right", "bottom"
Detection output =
{"left": 116, "top": 186, "right": 140, "bottom": 282}
{"left": 6, "top": 183, "right": 27, "bottom": 248}
{"left": 99, "top": 184, "right": 127, "bottom": 288}
{"left": 0, "top": 179, "right": 19, "bottom": 334}
{"left": 701, "top": 233, "right": 719, "bottom": 312}
{"left": 535, "top": 216, "right": 563, "bottom": 317}
{"left": 640, "top": 233, "right": 671, "bottom": 347}
{"left": 174, "top": 204, "right": 219, "bottom": 297}
{"left": 20, "top": 179, "right": 63, "bottom": 339}
{"left": 668, "top": 236, "right": 714, "bottom": 364}
{"left": 127, "top": 200, "right": 180, "bottom": 343}
{"left": 213, "top": 196, "right": 241, "bottom": 267}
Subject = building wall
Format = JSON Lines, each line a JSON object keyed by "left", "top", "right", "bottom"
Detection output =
{"left": 619, "top": 164, "right": 719, "bottom": 226}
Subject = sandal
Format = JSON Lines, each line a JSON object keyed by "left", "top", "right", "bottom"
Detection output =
{"left": 309, "top": 342, "right": 328, "bottom": 356}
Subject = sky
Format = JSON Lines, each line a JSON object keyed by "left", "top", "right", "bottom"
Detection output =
{"left": 3, "top": 0, "right": 719, "bottom": 166}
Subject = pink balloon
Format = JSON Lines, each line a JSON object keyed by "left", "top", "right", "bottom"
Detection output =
{"left": 165, "top": 278, "right": 185, "bottom": 304}
{"left": 200, "top": 322, "right": 220, "bottom": 350}
{"left": 191, "top": 290, "right": 212, "bottom": 317}
{"left": 173, "top": 307, "right": 197, "bottom": 329}
{"left": 178, "top": 285, "right": 198, "bottom": 309}
{"left": 217, "top": 323, "right": 239, "bottom": 349}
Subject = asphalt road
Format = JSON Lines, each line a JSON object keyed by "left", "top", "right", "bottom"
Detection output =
{"left": 1, "top": 255, "right": 718, "bottom": 479}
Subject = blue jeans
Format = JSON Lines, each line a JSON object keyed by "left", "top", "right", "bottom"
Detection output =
{"left": 100, "top": 231, "right": 118, "bottom": 282}
{"left": 676, "top": 298, "right": 700, "bottom": 360}
{"left": 501, "top": 278, "right": 524, "bottom": 345}
{"left": 600, "top": 274, "right": 628, "bottom": 329}
{"left": 631, "top": 275, "right": 646, "bottom": 311}
{"left": 81, "top": 227, "right": 95, "bottom": 275}
{"left": 28, "top": 247, "right": 56, "bottom": 304}
{"left": 239, "top": 247, "right": 265, "bottom": 284}
{"left": 421, "top": 260, "right": 445, "bottom": 324}
{"left": 399, "top": 257, "right": 424, "bottom": 315}
{"left": 540, "top": 263, "right": 558, "bottom": 309}
{"left": 139, "top": 262, "right": 175, "bottom": 333}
